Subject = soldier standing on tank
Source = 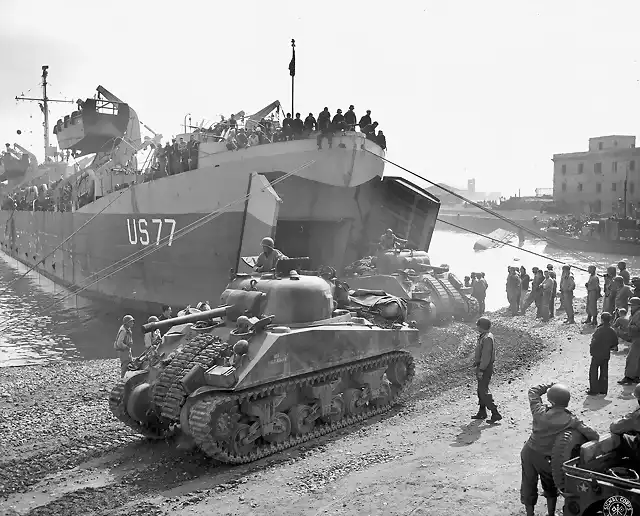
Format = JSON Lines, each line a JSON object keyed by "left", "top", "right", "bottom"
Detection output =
{"left": 584, "top": 265, "right": 600, "bottom": 326}
{"left": 379, "top": 229, "right": 407, "bottom": 250}
{"left": 255, "top": 236, "right": 287, "bottom": 273}
{"left": 471, "top": 317, "right": 502, "bottom": 423}
{"left": 610, "top": 384, "right": 640, "bottom": 462}
{"left": 114, "top": 315, "right": 135, "bottom": 378}
{"left": 520, "top": 382, "right": 599, "bottom": 516}
{"left": 618, "top": 297, "right": 640, "bottom": 385}
{"left": 619, "top": 261, "right": 631, "bottom": 285}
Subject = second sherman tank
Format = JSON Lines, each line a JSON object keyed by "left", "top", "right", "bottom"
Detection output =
{"left": 109, "top": 258, "right": 417, "bottom": 464}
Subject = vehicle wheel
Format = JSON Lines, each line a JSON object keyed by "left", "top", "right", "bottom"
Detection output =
{"left": 263, "top": 412, "right": 291, "bottom": 444}
{"left": 289, "top": 404, "right": 315, "bottom": 435}
{"left": 551, "top": 430, "right": 588, "bottom": 493}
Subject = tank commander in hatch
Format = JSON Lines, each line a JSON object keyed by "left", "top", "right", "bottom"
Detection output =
{"left": 255, "top": 236, "right": 287, "bottom": 273}
{"left": 379, "top": 228, "right": 407, "bottom": 250}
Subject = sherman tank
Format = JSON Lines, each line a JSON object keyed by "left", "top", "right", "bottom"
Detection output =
{"left": 109, "top": 258, "right": 417, "bottom": 464}
{"left": 343, "top": 249, "right": 478, "bottom": 326}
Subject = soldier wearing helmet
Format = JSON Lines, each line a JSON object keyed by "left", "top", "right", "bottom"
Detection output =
{"left": 610, "top": 384, "right": 640, "bottom": 463}
{"left": 559, "top": 265, "right": 575, "bottom": 324}
{"left": 471, "top": 317, "right": 502, "bottom": 423}
{"left": 520, "top": 382, "right": 599, "bottom": 516}
{"left": 583, "top": 265, "right": 600, "bottom": 326}
{"left": 618, "top": 297, "right": 640, "bottom": 385}
{"left": 144, "top": 315, "right": 163, "bottom": 351}
{"left": 379, "top": 228, "right": 407, "bottom": 251}
{"left": 587, "top": 312, "right": 618, "bottom": 395}
{"left": 618, "top": 260, "right": 631, "bottom": 285}
{"left": 114, "top": 314, "right": 135, "bottom": 378}
{"left": 255, "top": 236, "right": 287, "bottom": 273}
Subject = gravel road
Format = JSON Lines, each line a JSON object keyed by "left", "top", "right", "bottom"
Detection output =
{"left": 2, "top": 298, "right": 632, "bottom": 516}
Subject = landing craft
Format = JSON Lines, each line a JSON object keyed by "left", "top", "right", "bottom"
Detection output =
{"left": 0, "top": 65, "right": 459, "bottom": 314}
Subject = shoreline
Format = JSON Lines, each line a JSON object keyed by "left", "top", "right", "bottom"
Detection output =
{"left": 0, "top": 297, "right": 623, "bottom": 515}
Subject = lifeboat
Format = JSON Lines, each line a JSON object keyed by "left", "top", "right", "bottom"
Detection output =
{"left": 53, "top": 97, "right": 130, "bottom": 156}
{"left": 0, "top": 154, "right": 29, "bottom": 181}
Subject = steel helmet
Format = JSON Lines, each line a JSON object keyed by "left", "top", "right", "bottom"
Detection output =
{"left": 634, "top": 384, "right": 640, "bottom": 400}
{"left": 147, "top": 316, "right": 159, "bottom": 323}
{"left": 261, "top": 237, "right": 274, "bottom": 249}
{"left": 476, "top": 317, "right": 491, "bottom": 331}
{"left": 123, "top": 314, "right": 135, "bottom": 324}
{"left": 547, "top": 383, "right": 571, "bottom": 407}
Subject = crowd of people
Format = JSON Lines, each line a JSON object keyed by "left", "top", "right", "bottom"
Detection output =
{"left": 150, "top": 104, "right": 387, "bottom": 180}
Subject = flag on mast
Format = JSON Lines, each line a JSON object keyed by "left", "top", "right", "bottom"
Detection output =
{"left": 289, "top": 39, "right": 296, "bottom": 77}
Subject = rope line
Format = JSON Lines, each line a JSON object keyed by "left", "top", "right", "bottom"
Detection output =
{"left": 436, "top": 218, "right": 595, "bottom": 274}
{"left": 0, "top": 161, "right": 314, "bottom": 332}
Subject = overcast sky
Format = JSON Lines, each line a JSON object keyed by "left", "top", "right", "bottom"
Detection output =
{"left": 1, "top": 0, "right": 639, "bottom": 196}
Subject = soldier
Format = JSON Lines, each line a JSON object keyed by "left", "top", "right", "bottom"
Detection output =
{"left": 618, "top": 297, "right": 640, "bottom": 385}
{"left": 520, "top": 383, "right": 599, "bottom": 516}
{"left": 610, "top": 383, "right": 640, "bottom": 462}
{"left": 114, "top": 314, "right": 135, "bottom": 378}
{"left": 583, "top": 265, "right": 600, "bottom": 326}
{"left": 144, "top": 316, "right": 163, "bottom": 350}
{"left": 559, "top": 265, "right": 575, "bottom": 324}
{"left": 587, "top": 312, "right": 618, "bottom": 396}
{"left": 471, "top": 317, "right": 502, "bottom": 423}
{"left": 255, "top": 236, "right": 287, "bottom": 273}
{"left": 379, "top": 228, "right": 407, "bottom": 250}
{"left": 615, "top": 275, "right": 634, "bottom": 315}
{"left": 619, "top": 260, "right": 631, "bottom": 285}
{"left": 506, "top": 267, "right": 521, "bottom": 316}
{"left": 603, "top": 265, "right": 618, "bottom": 315}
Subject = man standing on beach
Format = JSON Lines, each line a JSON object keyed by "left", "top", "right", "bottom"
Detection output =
{"left": 114, "top": 315, "right": 135, "bottom": 378}
{"left": 587, "top": 312, "right": 618, "bottom": 396}
{"left": 584, "top": 265, "right": 600, "bottom": 326}
{"left": 520, "top": 382, "right": 599, "bottom": 516}
{"left": 471, "top": 317, "right": 502, "bottom": 423}
{"left": 618, "top": 297, "right": 640, "bottom": 385}
{"left": 559, "top": 265, "right": 575, "bottom": 324}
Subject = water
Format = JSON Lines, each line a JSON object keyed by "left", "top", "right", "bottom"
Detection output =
{"left": 0, "top": 229, "right": 636, "bottom": 367}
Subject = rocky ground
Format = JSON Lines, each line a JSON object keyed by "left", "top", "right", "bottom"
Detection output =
{"left": 1, "top": 298, "right": 636, "bottom": 516}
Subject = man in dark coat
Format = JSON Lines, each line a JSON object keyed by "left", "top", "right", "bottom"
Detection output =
{"left": 358, "top": 110, "right": 371, "bottom": 130}
{"left": 344, "top": 105, "right": 357, "bottom": 130}
{"left": 587, "top": 312, "right": 619, "bottom": 395}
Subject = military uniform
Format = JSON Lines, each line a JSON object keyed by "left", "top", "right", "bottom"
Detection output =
{"left": 521, "top": 384, "right": 599, "bottom": 511}
{"left": 114, "top": 323, "right": 133, "bottom": 378}
{"left": 255, "top": 248, "right": 286, "bottom": 272}
{"left": 472, "top": 330, "right": 501, "bottom": 422}
{"left": 559, "top": 268, "right": 575, "bottom": 323}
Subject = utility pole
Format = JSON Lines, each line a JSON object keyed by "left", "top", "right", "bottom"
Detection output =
{"left": 624, "top": 162, "right": 629, "bottom": 218}
{"left": 15, "top": 65, "right": 74, "bottom": 162}
{"left": 289, "top": 39, "right": 296, "bottom": 117}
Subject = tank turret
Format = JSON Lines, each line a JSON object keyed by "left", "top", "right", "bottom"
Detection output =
{"left": 376, "top": 250, "right": 431, "bottom": 275}
{"left": 108, "top": 267, "right": 417, "bottom": 464}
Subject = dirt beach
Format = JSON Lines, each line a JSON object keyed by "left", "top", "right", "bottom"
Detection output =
{"left": 1, "top": 298, "right": 637, "bottom": 516}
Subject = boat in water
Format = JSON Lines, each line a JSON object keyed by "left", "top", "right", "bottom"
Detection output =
{"left": 542, "top": 218, "right": 640, "bottom": 256}
{"left": 473, "top": 228, "right": 520, "bottom": 251}
{"left": 0, "top": 66, "right": 445, "bottom": 313}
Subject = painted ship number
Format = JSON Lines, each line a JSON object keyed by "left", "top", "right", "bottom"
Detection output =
{"left": 126, "top": 218, "right": 177, "bottom": 247}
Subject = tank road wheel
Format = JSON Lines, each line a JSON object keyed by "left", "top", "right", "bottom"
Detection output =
{"left": 386, "top": 360, "right": 409, "bottom": 387}
{"left": 289, "top": 404, "right": 316, "bottom": 435}
{"left": 321, "top": 395, "right": 345, "bottom": 424}
{"left": 373, "top": 382, "right": 392, "bottom": 408}
{"left": 231, "top": 423, "right": 257, "bottom": 456}
{"left": 343, "top": 388, "right": 367, "bottom": 416}
{"left": 264, "top": 412, "right": 292, "bottom": 444}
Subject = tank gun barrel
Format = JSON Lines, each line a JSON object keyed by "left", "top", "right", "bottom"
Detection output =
{"left": 142, "top": 306, "right": 229, "bottom": 333}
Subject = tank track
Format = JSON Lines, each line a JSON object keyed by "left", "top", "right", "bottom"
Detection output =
{"left": 108, "top": 380, "right": 173, "bottom": 439}
{"left": 151, "top": 335, "right": 231, "bottom": 421}
{"left": 188, "top": 350, "right": 414, "bottom": 464}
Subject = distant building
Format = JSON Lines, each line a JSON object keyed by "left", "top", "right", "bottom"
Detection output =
{"left": 425, "top": 181, "right": 501, "bottom": 205}
{"left": 552, "top": 135, "right": 640, "bottom": 215}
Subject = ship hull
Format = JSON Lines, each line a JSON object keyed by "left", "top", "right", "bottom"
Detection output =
{"left": 1, "top": 134, "right": 441, "bottom": 312}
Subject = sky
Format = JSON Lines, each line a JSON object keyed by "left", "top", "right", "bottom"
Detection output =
{"left": 1, "top": 0, "right": 640, "bottom": 197}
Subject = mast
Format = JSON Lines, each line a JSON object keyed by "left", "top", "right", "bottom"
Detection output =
{"left": 15, "top": 65, "right": 75, "bottom": 163}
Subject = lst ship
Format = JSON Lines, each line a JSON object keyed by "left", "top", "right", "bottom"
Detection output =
{"left": 0, "top": 66, "right": 442, "bottom": 313}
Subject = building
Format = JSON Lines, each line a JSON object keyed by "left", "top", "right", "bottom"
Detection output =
{"left": 424, "top": 180, "right": 501, "bottom": 205}
{"left": 552, "top": 135, "right": 640, "bottom": 215}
